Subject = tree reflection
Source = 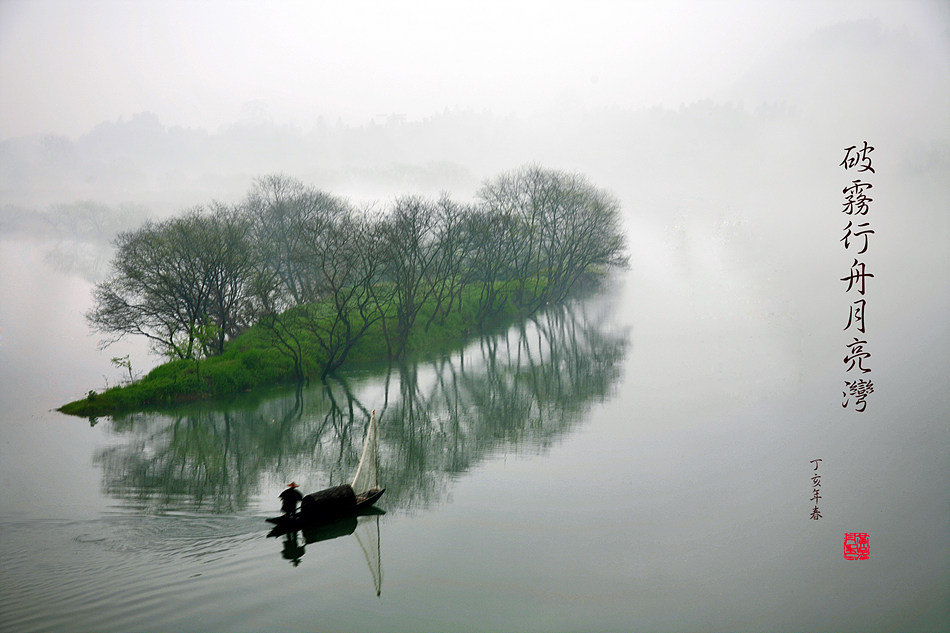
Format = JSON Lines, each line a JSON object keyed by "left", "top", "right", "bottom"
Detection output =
{"left": 94, "top": 295, "right": 628, "bottom": 514}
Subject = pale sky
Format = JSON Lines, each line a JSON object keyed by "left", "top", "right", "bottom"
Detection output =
{"left": 2, "top": 0, "right": 946, "bottom": 139}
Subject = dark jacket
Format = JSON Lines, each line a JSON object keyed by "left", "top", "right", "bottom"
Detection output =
{"left": 279, "top": 487, "right": 303, "bottom": 514}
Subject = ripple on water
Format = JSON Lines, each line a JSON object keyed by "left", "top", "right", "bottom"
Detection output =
{"left": 0, "top": 513, "right": 276, "bottom": 633}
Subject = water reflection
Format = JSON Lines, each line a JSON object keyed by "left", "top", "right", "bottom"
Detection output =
{"left": 281, "top": 531, "right": 306, "bottom": 566}
{"left": 94, "top": 294, "right": 628, "bottom": 515}
{"left": 276, "top": 511, "right": 383, "bottom": 596}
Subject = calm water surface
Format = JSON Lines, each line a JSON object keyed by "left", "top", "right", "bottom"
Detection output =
{"left": 1, "top": 236, "right": 946, "bottom": 632}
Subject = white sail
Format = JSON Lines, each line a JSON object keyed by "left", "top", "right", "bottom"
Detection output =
{"left": 351, "top": 410, "right": 379, "bottom": 494}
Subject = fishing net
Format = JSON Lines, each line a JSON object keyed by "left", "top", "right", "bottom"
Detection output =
{"left": 355, "top": 514, "right": 383, "bottom": 597}
{"left": 351, "top": 410, "right": 379, "bottom": 494}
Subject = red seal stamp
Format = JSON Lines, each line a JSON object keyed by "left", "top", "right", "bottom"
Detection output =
{"left": 844, "top": 532, "right": 870, "bottom": 560}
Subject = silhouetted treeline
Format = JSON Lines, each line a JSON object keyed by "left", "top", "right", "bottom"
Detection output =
{"left": 87, "top": 167, "right": 626, "bottom": 375}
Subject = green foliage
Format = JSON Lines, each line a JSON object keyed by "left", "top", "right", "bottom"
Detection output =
{"left": 146, "top": 358, "right": 193, "bottom": 381}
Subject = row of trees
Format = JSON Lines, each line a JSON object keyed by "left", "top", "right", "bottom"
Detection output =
{"left": 89, "top": 166, "right": 627, "bottom": 378}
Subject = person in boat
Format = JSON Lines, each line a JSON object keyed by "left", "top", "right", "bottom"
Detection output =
{"left": 279, "top": 482, "right": 303, "bottom": 516}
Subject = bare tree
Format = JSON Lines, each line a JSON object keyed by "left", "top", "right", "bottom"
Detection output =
{"left": 375, "top": 196, "right": 442, "bottom": 358}
{"left": 422, "top": 195, "right": 477, "bottom": 331}
{"left": 244, "top": 174, "right": 350, "bottom": 306}
{"left": 89, "top": 210, "right": 214, "bottom": 358}
{"left": 88, "top": 207, "right": 258, "bottom": 359}
{"left": 298, "top": 210, "right": 387, "bottom": 377}
{"left": 201, "top": 203, "right": 258, "bottom": 354}
{"left": 477, "top": 165, "right": 627, "bottom": 309}
{"left": 464, "top": 206, "right": 522, "bottom": 322}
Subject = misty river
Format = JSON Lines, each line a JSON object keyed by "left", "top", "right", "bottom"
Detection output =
{"left": 2, "top": 1, "right": 949, "bottom": 629}
{"left": 0, "top": 222, "right": 945, "bottom": 633}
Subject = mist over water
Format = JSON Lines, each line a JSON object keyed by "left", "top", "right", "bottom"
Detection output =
{"left": 1, "top": 3, "right": 948, "bottom": 632}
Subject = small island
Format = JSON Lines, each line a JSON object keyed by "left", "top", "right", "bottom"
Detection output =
{"left": 59, "top": 165, "right": 627, "bottom": 417}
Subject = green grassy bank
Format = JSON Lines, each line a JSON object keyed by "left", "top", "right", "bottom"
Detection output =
{"left": 58, "top": 278, "right": 559, "bottom": 418}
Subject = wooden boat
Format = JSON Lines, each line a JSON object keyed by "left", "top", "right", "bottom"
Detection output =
{"left": 266, "top": 410, "right": 384, "bottom": 534}
{"left": 266, "top": 485, "right": 384, "bottom": 534}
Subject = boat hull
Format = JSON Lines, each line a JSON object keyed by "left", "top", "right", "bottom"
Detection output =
{"left": 266, "top": 486, "right": 385, "bottom": 535}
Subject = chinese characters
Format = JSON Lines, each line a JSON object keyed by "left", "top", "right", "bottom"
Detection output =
{"left": 809, "top": 459, "right": 822, "bottom": 520}
{"left": 839, "top": 141, "right": 877, "bottom": 412}
{"left": 839, "top": 141, "right": 875, "bottom": 173}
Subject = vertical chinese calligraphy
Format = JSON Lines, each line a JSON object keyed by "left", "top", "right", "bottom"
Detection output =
{"left": 810, "top": 459, "right": 822, "bottom": 520}
{"left": 839, "top": 141, "right": 876, "bottom": 412}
